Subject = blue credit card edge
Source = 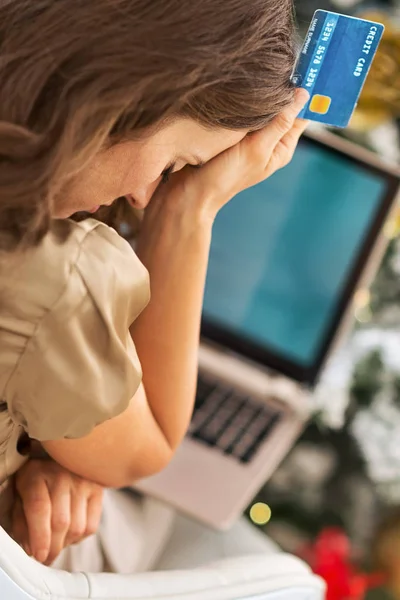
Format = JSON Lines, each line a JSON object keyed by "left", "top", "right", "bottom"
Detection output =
{"left": 293, "top": 10, "right": 385, "bottom": 127}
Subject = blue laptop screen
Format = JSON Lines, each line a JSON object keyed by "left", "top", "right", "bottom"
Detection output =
{"left": 202, "top": 139, "right": 387, "bottom": 370}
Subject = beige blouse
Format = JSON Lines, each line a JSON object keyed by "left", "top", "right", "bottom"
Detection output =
{"left": 0, "top": 218, "right": 150, "bottom": 526}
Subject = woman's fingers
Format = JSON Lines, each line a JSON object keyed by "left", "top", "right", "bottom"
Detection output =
{"left": 85, "top": 487, "right": 103, "bottom": 538}
{"left": 268, "top": 117, "right": 310, "bottom": 174}
{"left": 268, "top": 88, "right": 309, "bottom": 144}
{"left": 14, "top": 459, "right": 104, "bottom": 565}
{"left": 64, "top": 483, "right": 87, "bottom": 548}
{"left": 11, "top": 497, "right": 31, "bottom": 556}
{"left": 246, "top": 88, "right": 309, "bottom": 172}
{"left": 45, "top": 478, "right": 71, "bottom": 565}
{"left": 17, "top": 475, "right": 52, "bottom": 564}
{"left": 65, "top": 483, "right": 103, "bottom": 547}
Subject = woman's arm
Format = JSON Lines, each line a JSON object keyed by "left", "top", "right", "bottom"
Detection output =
{"left": 44, "top": 91, "right": 308, "bottom": 488}
{"left": 131, "top": 202, "right": 212, "bottom": 450}
{"left": 128, "top": 91, "right": 310, "bottom": 453}
{"left": 43, "top": 212, "right": 212, "bottom": 487}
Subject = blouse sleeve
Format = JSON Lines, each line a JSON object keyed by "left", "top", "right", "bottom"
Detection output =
{"left": 3, "top": 221, "right": 150, "bottom": 441}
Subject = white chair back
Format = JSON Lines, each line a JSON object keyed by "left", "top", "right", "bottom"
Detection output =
{"left": 0, "top": 526, "right": 326, "bottom": 600}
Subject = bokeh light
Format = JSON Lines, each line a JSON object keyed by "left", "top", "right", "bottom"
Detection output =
{"left": 249, "top": 502, "right": 272, "bottom": 526}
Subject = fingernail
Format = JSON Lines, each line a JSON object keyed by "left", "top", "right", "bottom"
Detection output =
{"left": 296, "top": 88, "right": 310, "bottom": 108}
{"left": 35, "top": 550, "right": 48, "bottom": 564}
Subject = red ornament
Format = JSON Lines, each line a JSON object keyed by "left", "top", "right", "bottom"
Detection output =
{"left": 298, "top": 527, "right": 370, "bottom": 600}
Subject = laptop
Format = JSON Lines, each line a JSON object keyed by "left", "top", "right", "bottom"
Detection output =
{"left": 136, "top": 129, "right": 400, "bottom": 530}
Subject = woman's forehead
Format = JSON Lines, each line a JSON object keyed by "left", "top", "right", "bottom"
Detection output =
{"left": 145, "top": 118, "right": 247, "bottom": 160}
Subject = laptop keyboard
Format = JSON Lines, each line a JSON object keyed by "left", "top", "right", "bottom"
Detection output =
{"left": 188, "top": 374, "right": 283, "bottom": 464}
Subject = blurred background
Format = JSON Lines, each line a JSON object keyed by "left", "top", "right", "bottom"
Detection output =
{"left": 245, "top": 1, "right": 400, "bottom": 598}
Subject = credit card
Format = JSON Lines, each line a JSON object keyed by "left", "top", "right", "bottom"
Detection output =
{"left": 292, "top": 10, "right": 384, "bottom": 127}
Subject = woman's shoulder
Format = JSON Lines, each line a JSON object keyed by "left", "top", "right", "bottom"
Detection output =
{"left": 0, "top": 218, "right": 149, "bottom": 320}
{"left": 0, "top": 218, "right": 149, "bottom": 441}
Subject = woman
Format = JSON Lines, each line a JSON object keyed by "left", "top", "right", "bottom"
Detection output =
{"left": 0, "top": 0, "right": 308, "bottom": 573}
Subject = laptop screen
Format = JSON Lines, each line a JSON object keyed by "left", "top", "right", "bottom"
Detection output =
{"left": 202, "top": 135, "right": 399, "bottom": 384}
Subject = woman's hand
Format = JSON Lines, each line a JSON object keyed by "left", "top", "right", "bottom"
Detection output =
{"left": 127, "top": 89, "right": 310, "bottom": 457}
{"left": 155, "top": 88, "right": 309, "bottom": 222}
{"left": 11, "top": 459, "right": 103, "bottom": 565}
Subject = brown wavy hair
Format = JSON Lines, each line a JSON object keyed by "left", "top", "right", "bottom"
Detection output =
{"left": 0, "top": 0, "right": 296, "bottom": 249}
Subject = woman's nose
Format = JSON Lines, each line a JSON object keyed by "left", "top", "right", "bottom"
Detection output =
{"left": 130, "top": 178, "right": 161, "bottom": 209}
